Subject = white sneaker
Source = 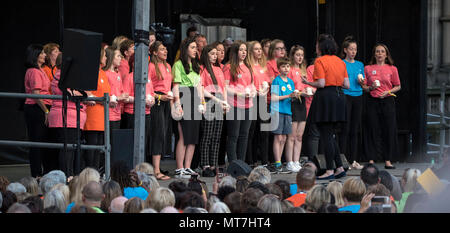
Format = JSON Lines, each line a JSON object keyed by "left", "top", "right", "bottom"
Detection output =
{"left": 175, "top": 168, "right": 191, "bottom": 179}
{"left": 294, "top": 161, "right": 302, "bottom": 171}
{"left": 287, "top": 162, "right": 300, "bottom": 173}
{"left": 184, "top": 168, "right": 199, "bottom": 176}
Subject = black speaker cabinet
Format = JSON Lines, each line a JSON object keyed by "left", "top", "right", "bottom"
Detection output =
{"left": 111, "top": 129, "right": 134, "bottom": 170}
{"left": 60, "top": 28, "right": 103, "bottom": 91}
{"left": 227, "top": 160, "right": 252, "bottom": 178}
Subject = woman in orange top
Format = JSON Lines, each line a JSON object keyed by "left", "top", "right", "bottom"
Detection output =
{"left": 42, "top": 43, "right": 60, "bottom": 83}
{"left": 302, "top": 34, "right": 350, "bottom": 180}
{"left": 83, "top": 47, "right": 111, "bottom": 172}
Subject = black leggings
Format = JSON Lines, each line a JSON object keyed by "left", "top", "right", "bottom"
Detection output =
{"left": 340, "top": 95, "right": 362, "bottom": 163}
{"left": 83, "top": 131, "right": 104, "bottom": 171}
{"left": 317, "top": 122, "right": 343, "bottom": 170}
{"left": 54, "top": 127, "right": 80, "bottom": 177}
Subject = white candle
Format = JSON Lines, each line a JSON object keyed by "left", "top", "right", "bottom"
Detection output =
{"left": 168, "top": 91, "right": 173, "bottom": 97}
{"left": 306, "top": 87, "right": 313, "bottom": 96}
{"left": 374, "top": 80, "right": 381, "bottom": 87}
{"left": 358, "top": 74, "right": 364, "bottom": 81}
{"left": 111, "top": 95, "right": 117, "bottom": 103}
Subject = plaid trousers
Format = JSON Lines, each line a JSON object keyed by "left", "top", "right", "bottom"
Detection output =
{"left": 200, "top": 97, "right": 224, "bottom": 167}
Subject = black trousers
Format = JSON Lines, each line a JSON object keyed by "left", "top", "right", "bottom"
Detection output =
{"left": 226, "top": 107, "right": 252, "bottom": 163}
{"left": 365, "top": 96, "right": 398, "bottom": 162}
{"left": 301, "top": 114, "right": 321, "bottom": 160}
{"left": 83, "top": 131, "right": 104, "bottom": 171}
{"left": 54, "top": 127, "right": 80, "bottom": 177}
{"left": 122, "top": 113, "right": 152, "bottom": 163}
{"left": 339, "top": 95, "right": 363, "bottom": 163}
{"left": 24, "top": 104, "right": 58, "bottom": 177}
{"left": 317, "top": 122, "right": 343, "bottom": 170}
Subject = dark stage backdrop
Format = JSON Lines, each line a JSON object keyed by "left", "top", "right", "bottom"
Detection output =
{"left": 0, "top": 0, "right": 426, "bottom": 165}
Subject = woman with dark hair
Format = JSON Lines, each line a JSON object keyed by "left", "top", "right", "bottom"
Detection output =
{"left": 148, "top": 41, "right": 173, "bottom": 181}
{"left": 199, "top": 44, "right": 229, "bottom": 177}
{"left": 224, "top": 41, "right": 256, "bottom": 164}
{"left": 363, "top": 43, "right": 401, "bottom": 169}
{"left": 24, "top": 44, "right": 55, "bottom": 177}
{"left": 172, "top": 37, "right": 202, "bottom": 179}
{"left": 339, "top": 36, "right": 365, "bottom": 170}
{"left": 302, "top": 34, "right": 350, "bottom": 180}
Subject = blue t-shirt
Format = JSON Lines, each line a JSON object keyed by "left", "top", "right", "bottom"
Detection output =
{"left": 339, "top": 205, "right": 361, "bottom": 213}
{"left": 124, "top": 187, "right": 149, "bottom": 201}
{"left": 342, "top": 60, "right": 364, "bottom": 97}
{"left": 271, "top": 75, "right": 295, "bottom": 115}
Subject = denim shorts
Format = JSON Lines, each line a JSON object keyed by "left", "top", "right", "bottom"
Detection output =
{"left": 271, "top": 112, "right": 292, "bottom": 135}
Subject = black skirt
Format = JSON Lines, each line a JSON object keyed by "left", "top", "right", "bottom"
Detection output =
{"left": 291, "top": 97, "right": 307, "bottom": 122}
{"left": 179, "top": 86, "right": 201, "bottom": 145}
{"left": 149, "top": 95, "right": 172, "bottom": 155}
{"left": 309, "top": 86, "right": 346, "bottom": 123}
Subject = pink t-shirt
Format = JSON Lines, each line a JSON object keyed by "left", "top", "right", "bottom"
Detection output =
{"left": 288, "top": 67, "right": 307, "bottom": 91}
{"left": 105, "top": 70, "right": 124, "bottom": 122}
{"left": 48, "top": 70, "right": 87, "bottom": 129}
{"left": 200, "top": 65, "right": 226, "bottom": 95}
{"left": 24, "top": 68, "right": 52, "bottom": 105}
{"left": 252, "top": 64, "right": 272, "bottom": 91}
{"left": 149, "top": 62, "right": 173, "bottom": 94}
{"left": 223, "top": 63, "right": 254, "bottom": 109}
{"left": 123, "top": 72, "right": 154, "bottom": 115}
{"left": 364, "top": 65, "right": 401, "bottom": 98}
{"left": 305, "top": 65, "right": 316, "bottom": 116}
{"left": 118, "top": 59, "right": 130, "bottom": 87}
{"left": 266, "top": 59, "right": 279, "bottom": 79}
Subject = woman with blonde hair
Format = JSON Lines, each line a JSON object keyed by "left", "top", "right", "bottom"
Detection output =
{"left": 304, "top": 185, "right": 331, "bottom": 213}
{"left": 50, "top": 183, "right": 71, "bottom": 208}
{"left": 134, "top": 162, "right": 154, "bottom": 175}
{"left": 396, "top": 168, "right": 421, "bottom": 213}
{"left": 245, "top": 41, "right": 272, "bottom": 168}
{"left": 327, "top": 181, "right": 345, "bottom": 208}
{"left": 123, "top": 197, "right": 146, "bottom": 213}
{"left": 65, "top": 167, "right": 100, "bottom": 213}
{"left": 257, "top": 194, "right": 283, "bottom": 213}
{"left": 147, "top": 187, "right": 175, "bottom": 212}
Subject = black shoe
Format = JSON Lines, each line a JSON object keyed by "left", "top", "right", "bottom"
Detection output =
{"left": 334, "top": 171, "right": 347, "bottom": 179}
{"left": 161, "top": 169, "right": 170, "bottom": 176}
{"left": 385, "top": 165, "right": 396, "bottom": 170}
{"left": 265, "top": 164, "right": 278, "bottom": 174}
{"left": 202, "top": 168, "right": 215, "bottom": 177}
{"left": 317, "top": 174, "right": 335, "bottom": 180}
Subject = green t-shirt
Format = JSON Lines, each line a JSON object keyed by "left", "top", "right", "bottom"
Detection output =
{"left": 172, "top": 60, "right": 200, "bottom": 87}
{"left": 395, "top": 192, "right": 413, "bottom": 213}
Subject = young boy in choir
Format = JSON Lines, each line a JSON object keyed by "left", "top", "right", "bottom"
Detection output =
{"left": 271, "top": 57, "right": 296, "bottom": 174}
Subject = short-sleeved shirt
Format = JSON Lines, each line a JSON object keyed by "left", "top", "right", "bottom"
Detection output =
{"left": 84, "top": 69, "right": 111, "bottom": 131}
{"left": 364, "top": 64, "right": 401, "bottom": 98}
{"left": 105, "top": 70, "right": 124, "bottom": 122}
{"left": 266, "top": 59, "right": 279, "bottom": 78}
{"left": 338, "top": 205, "right": 361, "bottom": 213}
{"left": 343, "top": 60, "right": 365, "bottom": 97}
{"left": 200, "top": 65, "right": 226, "bottom": 94}
{"left": 286, "top": 193, "right": 307, "bottom": 208}
{"left": 149, "top": 62, "right": 173, "bottom": 94}
{"left": 118, "top": 59, "right": 131, "bottom": 87}
{"left": 313, "top": 55, "right": 348, "bottom": 87}
{"left": 24, "top": 68, "right": 52, "bottom": 105}
{"left": 48, "top": 70, "right": 87, "bottom": 129}
{"left": 271, "top": 75, "right": 295, "bottom": 115}
{"left": 123, "top": 72, "right": 154, "bottom": 115}
{"left": 252, "top": 64, "right": 272, "bottom": 91}
{"left": 223, "top": 63, "right": 254, "bottom": 109}
{"left": 288, "top": 66, "right": 307, "bottom": 91}
{"left": 172, "top": 60, "right": 200, "bottom": 87}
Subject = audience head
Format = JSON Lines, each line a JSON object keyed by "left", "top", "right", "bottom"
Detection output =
{"left": 219, "top": 176, "right": 237, "bottom": 189}
{"left": 134, "top": 162, "right": 154, "bottom": 175}
{"left": 247, "top": 181, "right": 270, "bottom": 195}
{"left": 72, "top": 168, "right": 100, "bottom": 204}
{"left": 140, "top": 208, "right": 157, "bottom": 213}
{"left": 19, "top": 176, "right": 39, "bottom": 196}
{"left": 168, "top": 181, "right": 188, "bottom": 209}
{"left": 343, "top": 177, "right": 366, "bottom": 204}
{"left": 109, "top": 196, "right": 128, "bottom": 213}
{"left": 123, "top": 197, "right": 145, "bottom": 213}
{"left": 297, "top": 167, "right": 316, "bottom": 192}
{"left": 265, "top": 183, "right": 283, "bottom": 200}
{"left": 101, "top": 180, "right": 122, "bottom": 212}
{"left": 379, "top": 170, "right": 394, "bottom": 193}
{"left": 235, "top": 176, "right": 249, "bottom": 193}
{"left": 317, "top": 203, "right": 340, "bottom": 213}
{"left": 7, "top": 203, "right": 31, "bottom": 213}
{"left": 274, "top": 180, "right": 291, "bottom": 200}
{"left": 43, "top": 189, "right": 66, "bottom": 213}
{"left": 248, "top": 166, "right": 271, "bottom": 185}
{"left": 6, "top": 182, "right": 27, "bottom": 196}
{"left": 286, "top": 207, "right": 306, "bottom": 213}
{"left": 21, "top": 195, "right": 43, "bottom": 213}
{"left": 179, "top": 191, "right": 205, "bottom": 210}
{"left": 81, "top": 181, "right": 104, "bottom": 206}
{"left": 147, "top": 187, "right": 175, "bottom": 212}
{"left": 258, "top": 194, "right": 283, "bottom": 213}
{"left": 160, "top": 206, "right": 179, "bottom": 213}
{"left": 0, "top": 176, "right": 10, "bottom": 193}
{"left": 50, "top": 183, "right": 70, "bottom": 207}
{"left": 1, "top": 191, "right": 17, "bottom": 213}
{"left": 183, "top": 207, "right": 208, "bottom": 213}
{"left": 305, "top": 185, "right": 331, "bottom": 213}
{"left": 361, "top": 164, "right": 380, "bottom": 186}
{"left": 401, "top": 168, "right": 422, "bottom": 193}
{"left": 217, "top": 185, "right": 236, "bottom": 202}
{"left": 327, "top": 181, "right": 345, "bottom": 208}
{"left": 303, "top": 162, "right": 318, "bottom": 175}
{"left": 240, "top": 188, "right": 264, "bottom": 212}
{"left": 209, "top": 201, "right": 231, "bottom": 213}
{"left": 224, "top": 192, "right": 242, "bottom": 213}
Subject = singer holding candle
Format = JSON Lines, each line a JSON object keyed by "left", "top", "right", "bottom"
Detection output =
{"left": 363, "top": 43, "right": 401, "bottom": 169}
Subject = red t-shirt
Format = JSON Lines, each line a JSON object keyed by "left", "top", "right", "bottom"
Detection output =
{"left": 24, "top": 68, "right": 52, "bottom": 105}
{"left": 266, "top": 59, "right": 279, "bottom": 78}
{"left": 118, "top": 59, "right": 130, "bottom": 87}
{"left": 105, "top": 70, "right": 124, "bottom": 122}
{"left": 252, "top": 64, "right": 272, "bottom": 91}
{"left": 288, "top": 67, "right": 307, "bottom": 91}
{"left": 305, "top": 65, "right": 316, "bottom": 116}
{"left": 313, "top": 55, "right": 348, "bottom": 87}
{"left": 364, "top": 64, "right": 401, "bottom": 98}
{"left": 48, "top": 70, "right": 87, "bottom": 129}
{"left": 123, "top": 72, "right": 154, "bottom": 115}
{"left": 286, "top": 193, "right": 307, "bottom": 207}
{"left": 200, "top": 65, "right": 226, "bottom": 95}
{"left": 223, "top": 63, "right": 254, "bottom": 109}
{"left": 149, "top": 62, "right": 173, "bottom": 94}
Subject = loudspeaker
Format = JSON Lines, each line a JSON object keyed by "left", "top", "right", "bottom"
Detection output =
{"left": 111, "top": 129, "right": 134, "bottom": 170}
{"left": 227, "top": 160, "right": 252, "bottom": 178}
{"left": 313, "top": 154, "right": 350, "bottom": 175}
{"left": 60, "top": 28, "right": 103, "bottom": 91}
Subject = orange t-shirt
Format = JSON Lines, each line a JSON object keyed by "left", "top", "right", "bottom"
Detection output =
{"left": 42, "top": 65, "right": 57, "bottom": 82}
{"left": 286, "top": 193, "right": 307, "bottom": 207}
{"left": 313, "top": 55, "right": 348, "bottom": 87}
{"left": 84, "top": 69, "right": 111, "bottom": 131}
